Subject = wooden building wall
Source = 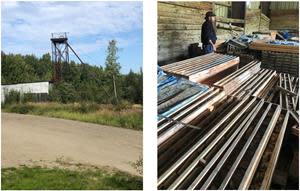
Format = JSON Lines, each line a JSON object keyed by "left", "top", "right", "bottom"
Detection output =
{"left": 158, "top": 1, "right": 278, "bottom": 64}
{"left": 269, "top": 2, "right": 299, "bottom": 30}
{"left": 214, "top": 2, "right": 231, "bottom": 18}
{"left": 259, "top": 13, "right": 270, "bottom": 32}
{"left": 158, "top": 2, "right": 212, "bottom": 64}
{"left": 244, "top": 8, "right": 261, "bottom": 34}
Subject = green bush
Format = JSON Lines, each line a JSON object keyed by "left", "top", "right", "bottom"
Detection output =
{"left": 23, "top": 93, "right": 35, "bottom": 103}
{"left": 2, "top": 102, "right": 143, "bottom": 130}
{"left": 3, "top": 91, "right": 42, "bottom": 105}
{"left": 49, "top": 82, "right": 78, "bottom": 104}
{"left": 10, "top": 104, "right": 34, "bottom": 114}
{"left": 75, "top": 102, "right": 99, "bottom": 113}
{"left": 3, "top": 90, "right": 21, "bottom": 105}
{"left": 114, "top": 100, "right": 131, "bottom": 111}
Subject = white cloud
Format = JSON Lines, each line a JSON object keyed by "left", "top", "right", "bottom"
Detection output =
{"left": 1, "top": 1, "right": 143, "bottom": 56}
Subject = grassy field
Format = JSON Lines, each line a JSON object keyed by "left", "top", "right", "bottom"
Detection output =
{"left": 1, "top": 166, "right": 142, "bottom": 190}
{"left": 2, "top": 102, "right": 142, "bottom": 130}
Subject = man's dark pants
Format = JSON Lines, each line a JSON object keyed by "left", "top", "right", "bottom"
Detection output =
{"left": 203, "top": 44, "right": 214, "bottom": 54}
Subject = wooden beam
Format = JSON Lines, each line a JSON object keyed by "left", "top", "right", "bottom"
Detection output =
{"left": 260, "top": 111, "right": 289, "bottom": 189}
{"left": 249, "top": 40, "right": 299, "bottom": 54}
{"left": 216, "top": 16, "right": 245, "bottom": 24}
{"left": 239, "top": 106, "right": 281, "bottom": 190}
{"left": 216, "top": 22, "right": 244, "bottom": 31}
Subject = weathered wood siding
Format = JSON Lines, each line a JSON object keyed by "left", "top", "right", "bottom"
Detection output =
{"left": 244, "top": 8, "right": 261, "bottom": 34}
{"left": 270, "top": 9, "right": 298, "bottom": 30}
{"left": 270, "top": 1, "right": 299, "bottom": 10}
{"left": 158, "top": 2, "right": 212, "bottom": 64}
{"left": 270, "top": 1, "right": 298, "bottom": 30}
{"left": 214, "top": 2, "right": 231, "bottom": 18}
{"left": 259, "top": 13, "right": 270, "bottom": 32}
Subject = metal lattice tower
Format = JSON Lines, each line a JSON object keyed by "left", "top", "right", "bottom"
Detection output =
{"left": 51, "top": 32, "right": 69, "bottom": 82}
{"left": 51, "top": 32, "right": 86, "bottom": 82}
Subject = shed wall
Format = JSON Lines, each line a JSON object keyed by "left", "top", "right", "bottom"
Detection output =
{"left": 1, "top": 82, "right": 50, "bottom": 102}
{"left": 270, "top": 1, "right": 299, "bottom": 30}
{"left": 158, "top": 2, "right": 212, "bottom": 64}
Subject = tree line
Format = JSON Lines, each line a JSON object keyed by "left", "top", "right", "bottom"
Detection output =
{"left": 1, "top": 40, "right": 143, "bottom": 104}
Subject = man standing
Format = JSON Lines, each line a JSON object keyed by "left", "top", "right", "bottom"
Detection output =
{"left": 201, "top": 11, "right": 217, "bottom": 54}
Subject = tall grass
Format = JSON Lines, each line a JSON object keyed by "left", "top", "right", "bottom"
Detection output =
{"left": 2, "top": 166, "right": 142, "bottom": 190}
{"left": 2, "top": 102, "right": 143, "bottom": 130}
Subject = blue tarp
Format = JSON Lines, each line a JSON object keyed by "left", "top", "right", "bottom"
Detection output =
{"left": 157, "top": 67, "right": 209, "bottom": 119}
{"left": 268, "top": 40, "right": 299, "bottom": 46}
{"left": 280, "top": 31, "right": 294, "bottom": 40}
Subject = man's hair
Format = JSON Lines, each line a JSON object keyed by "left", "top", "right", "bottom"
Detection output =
{"left": 205, "top": 11, "right": 216, "bottom": 20}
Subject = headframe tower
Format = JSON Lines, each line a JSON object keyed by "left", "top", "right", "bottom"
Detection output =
{"left": 51, "top": 32, "right": 69, "bottom": 82}
{"left": 50, "top": 32, "right": 84, "bottom": 82}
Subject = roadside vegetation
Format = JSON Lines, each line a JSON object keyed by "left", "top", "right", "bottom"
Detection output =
{"left": 1, "top": 166, "right": 142, "bottom": 190}
{"left": 2, "top": 101, "right": 142, "bottom": 130}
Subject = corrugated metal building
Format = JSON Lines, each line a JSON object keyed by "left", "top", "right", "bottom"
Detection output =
{"left": 1, "top": 81, "right": 51, "bottom": 103}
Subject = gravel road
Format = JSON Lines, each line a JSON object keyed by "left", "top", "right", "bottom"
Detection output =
{"left": 1, "top": 113, "right": 142, "bottom": 175}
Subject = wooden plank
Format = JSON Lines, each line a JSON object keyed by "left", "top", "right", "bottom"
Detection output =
{"left": 158, "top": 92, "right": 298, "bottom": 189}
{"left": 163, "top": 1, "right": 212, "bottom": 10}
{"left": 249, "top": 40, "right": 299, "bottom": 54}
{"left": 189, "top": 57, "right": 240, "bottom": 82}
{"left": 219, "top": 102, "right": 273, "bottom": 189}
{"left": 260, "top": 111, "right": 289, "bottom": 189}
{"left": 158, "top": 90, "right": 226, "bottom": 147}
{"left": 199, "top": 101, "right": 265, "bottom": 189}
{"left": 238, "top": 105, "right": 281, "bottom": 190}
{"left": 216, "top": 16, "right": 245, "bottom": 24}
{"left": 158, "top": 96, "right": 253, "bottom": 187}
{"left": 213, "top": 60, "right": 261, "bottom": 94}
{"left": 216, "top": 22, "right": 244, "bottom": 31}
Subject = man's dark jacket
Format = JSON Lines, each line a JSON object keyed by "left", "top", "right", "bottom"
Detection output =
{"left": 201, "top": 20, "right": 217, "bottom": 45}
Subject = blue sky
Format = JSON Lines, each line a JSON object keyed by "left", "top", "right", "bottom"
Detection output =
{"left": 1, "top": 1, "right": 143, "bottom": 74}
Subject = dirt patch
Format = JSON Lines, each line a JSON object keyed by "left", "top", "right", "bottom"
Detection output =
{"left": 1, "top": 113, "right": 142, "bottom": 175}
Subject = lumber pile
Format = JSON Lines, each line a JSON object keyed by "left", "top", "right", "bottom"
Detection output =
{"left": 158, "top": 87, "right": 226, "bottom": 147}
{"left": 158, "top": 95, "right": 298, "bottom": 189}
{"left": 249, "top": 40, "right": 299, "bottom": 54}
{"left": 161, "top": 53, "right": 240, "bottom": 83}
{"left": 214, "top": 60, "right": 261, "bottom": 94}
{"left": 158, "top": 60, "right": 299, "bottom": 189}
{"left": 258, "top": 73, "right": 299, "bottom": 113}
{"left": 261, "top": 51, "right": 299, "bottom": 77}
{"left": 277, "top": 73, "right": 299, "bottom": 112}
{"left": 157, "top": 67, "right": 209, "bottom": 115}
{"left": 213, "top": 60, "right": 278, "bottom": 100}
{"left": 226, "top": 39, "right": 248, "bottom": 55}
{"left": 238, "top": 53, "right": 256, "bottom": 68}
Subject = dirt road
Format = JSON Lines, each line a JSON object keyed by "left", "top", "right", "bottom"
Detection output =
{"left": 1, "top": 113, "right": 142, "bottom": 175}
